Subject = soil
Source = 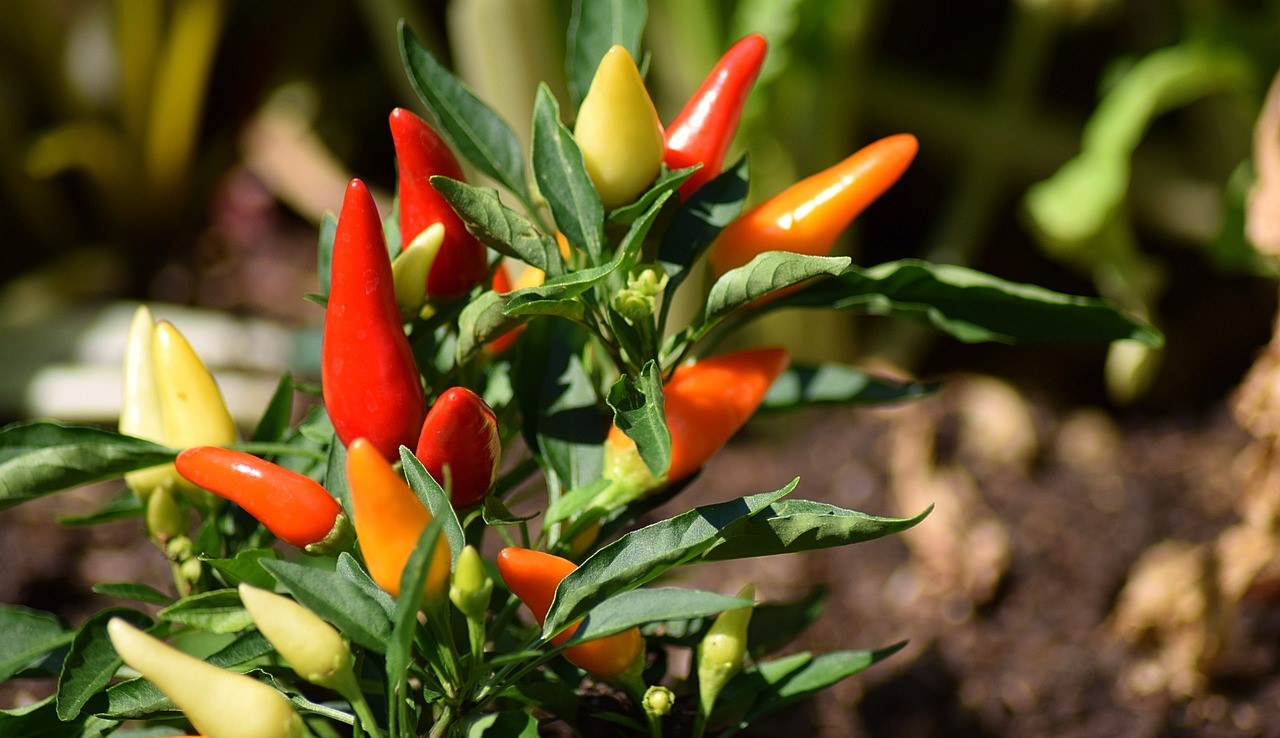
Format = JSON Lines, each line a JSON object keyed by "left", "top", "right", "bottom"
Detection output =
{"left": 6, "top": 378, "right": 1277, "bottom": 737}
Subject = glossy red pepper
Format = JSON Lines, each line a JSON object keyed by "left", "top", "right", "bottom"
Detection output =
{"left": 414, "top": 387, "right": 501, "bottom": 509}
{"left": 496, "top": 547, "right": 643, "bottom": 679}
{"left": 389, "top": 107, "right": 488, "bottom": 299}
{"left": 664, "top": 34, "right": 767, "bottom": 200}
{"left": 708, "top": 134, "right": 918, "bottom": 277}
{"left": 175, "top": 447, "right": 347, "bottom": 552}
{"left": 322, "top": 179, "right": 427, "bottom": 459}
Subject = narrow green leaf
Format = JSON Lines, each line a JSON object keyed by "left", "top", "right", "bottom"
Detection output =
{"left": 457, "top": 290, "right": 524, "bottom": 364}
{"left": 58, "top": 490, "right": 142, "bottom": 527}
{"left": 570, "top": 589, "right": 752, "bottom": 642}
{"left": 605, "top": 361, "right": 670, "bottom": 478}
{"left": 0, "top": 606, "right": 71, "bottom": 683}
{"left": 504, "top": 260, "right": 623, "bottom": 318}
{"left": 762, "top": 364, "right": 938, "bottom": 411}
{"left": 56, "top": 609, "right": 151, "bottom": 721}
{"left": 325, "top": 433, "right": 350, "bottom": 515}
{"left": 203, "top": 548, "right": 280, "bottom": 590}
{"left": 543, "top": 482, "right": 796, "bottom": 637}
{"left": 251, "top": 373, "right": 294, "bottom": 443}
{"left": 432, "top": 178, "right": 563, "bottom": 276}
{"left": 463, "top": 710, "right": 539, "bottom": 738}
{"left": 317, "top": 209, "right": 337, "bottom": 297}
{"left": 386, "top": 521, "right": 444, "bottom": 697}
{"left": 90, "top": 583, "right": 173, "bottom": 607}
{"left": 608, "top": 166, "right": 697, "bottom": 225}
{"left": 0, "top": 695, "right": 94, "bottom": 738}
{"left": 701, "top": 500, "right": 931, "bottom": 561}
{"left": 399, "top": 22, "right": 529, "bottom": 203}
{"left": 566, "top": 0, "right": 647, "bottom": 107}
{"left": 704, "top": 252, "right": 850, "bottom": 326}
{"left": 747, "top": 587, "right": 828, "bottom": 659}
{"left": 730, "top": 644, "right": 908, "bottom": 727}
{"left": 776, "top": 259, "right": 1164, "bottom": 346}
{"left": 156, "top": 590, "right": 251, "bottom": 634}
{"left": 544, "top": 478, "right": 611, "bottom": 525}
{"left": 482, "top": 494, "right": 537, "bottom": 525}
{"left": 532, "top": 84, "right": 603, "bottom": 262}
{"left": 659, "top": 155, "right": 749, "bottom": 295}
{"left": 400, "top": 447, "right": 465, "bottom": 563}
{"left": 336, "top": 552, "right": 397, "bottom": 620}
{"left": 0, "top": 422, "right": 175, "bottom": 508}
{"left": 261, "top": 558, "right": 392, "bottom": 652}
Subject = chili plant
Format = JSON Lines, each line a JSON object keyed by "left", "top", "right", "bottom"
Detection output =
{"left": 0, "top": 4, "right": 1161, "bottom": 738}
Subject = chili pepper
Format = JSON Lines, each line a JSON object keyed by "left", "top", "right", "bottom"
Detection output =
{"left": 346, "top": 437, "right": 450, "bottom": 603}
{"left": 601, "top": 348, "right": 790, "bottom": 507}
{"left": 107, "top": 619, "right": 311, "bottom": 738}
{"left": 238, "top": 584, "right": 357, "bottom": 693}
{"left": 322, "top": 179, "right": 427, "bottom": 460}
{"left": 120, "top": 306, "right": 176, "bottom": 499}
{"left": 697, "top": 584, "right": 755, "bottom": 721}
{"left": 574, "top": 46, "right": 664, "bottom": 209}
{"left": 708, "top": 134, "right": 918, "bottom": 277}
{"left": 391, "top": 222, "right": 444, "bottom": 321}
{"left": 145, "top": 487, "right": 186, "bottom": 543}
{"left": 175, "top": 446, "right": 348, "bottom": 553}
{"left": 390, "top": 107, "right": 488, "bottom": 299}
{"left": 664, "top": 34, "right": 767, "bottom": 200}
{"left": 414, "top": 387, "right": 501, "bottom": 509}
{"left": 496, "top": 547, "right": 643, "bottom": 679}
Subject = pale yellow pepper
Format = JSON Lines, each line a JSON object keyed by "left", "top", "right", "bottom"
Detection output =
{"left": 573, "top": 46, "right": 664, "bottom": 209}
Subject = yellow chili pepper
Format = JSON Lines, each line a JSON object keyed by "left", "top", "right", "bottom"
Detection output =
{"left": 573, "top": 46, "right": 664, "bottom": 209}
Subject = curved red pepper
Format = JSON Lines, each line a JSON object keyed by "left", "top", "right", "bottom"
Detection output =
{"left": 708, "top": 134, "right": 918, "bottom": 277}
{"left": 175, "top": 447, "right": 345, "bottom": 551}
{"left": 322, "top": 179, "right": 426, "bottom": 459}
{"left": 664, "top": 34, "right": 767, "bottom": 200}
{"left": 389, "top": 108, "right": 488, "bottom": 299}
{"left": 415, "top": 387, "right": 501, "bottom": 509}
{"left": 496, "top": 547, "right": 643, "bottom": 678}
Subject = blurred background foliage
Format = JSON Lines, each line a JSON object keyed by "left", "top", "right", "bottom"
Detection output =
{"left": 1, "top": 0, "right": 1278, "bottom": 423}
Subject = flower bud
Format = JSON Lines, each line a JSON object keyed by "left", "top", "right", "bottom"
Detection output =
{"left": 449, "top": 545, "right": 493, "bottom": 622}
{"left": 642, "top": 685, "right": 674, "bottom": 717}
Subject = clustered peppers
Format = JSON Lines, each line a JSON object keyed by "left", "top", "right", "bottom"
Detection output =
{"left": 174, "top": 446, "right": 347, "bottom": 552}
{"left": 708, "top": 133, "right": 919, "bottom": 277}
{"left": 664, "top": 33, "right": 768, "bottom": 199}
{"left": 496, "top": 547, "right": 643, "bottom": 679}
{"left": 321, "top": 179, "right": 426, "bottom": 459}
{"left": 389, "top": 107, "right": 487, "bottom": 299}
{"left": 415, "top": 387, "right": 501, "bottom": 509}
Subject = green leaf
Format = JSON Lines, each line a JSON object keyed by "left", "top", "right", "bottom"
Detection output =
{"left": 432, "top": 178, "right": 563, "bottom": 276}
{"left": 58, "top": 490, "right": 142, "bottom": 527}
{"left": 702, "top": 500, "right": 931, "bottom": 561}
{"left": 90, "top": 583, "right": 173, "bottom": 606}
{"left": 605, "top": 361, "right": 670, "bottom": 478}
{"left": 659, "top": 156, "right": 749, "bottom": 296}
{"left": 56, "top": 609, "right": 151, "bottom": 721}
{"left": 504, "top": 260, "right": 624, "bottom": 319}
{"left": 386, "top": 521, "right": 444, "bottom": 698}
{"left": 777, "top": 259, "right": 1164, "bottom": 346}
{"left": 566, "top": 0, "right": 647, "bottom": 107}
{"left": 456, "top": 290, "right": 523, "bottom": 364}
{"left": 543, "top": 482, "right": 796, "bottom": 637}
{"left": 399, "top": 22, "right": 530, "bottom": 203}
{"left": 317, "top": 209, "right": 337, "bottom": 297}
{"left": 156, "top": 589, "right": 251, "bottom": 634}
{"left": 261, "top": 558, "right": 392, "bottom": 652}
{"left": 704, "top": 252, "right": 851, "bottom": 326}
{"left": 544, "top": 478, "right": 611, "bottom": 525}
{"left": 571, "top": 588, "right": 752, "bottom": 642}
{"left": 0, "top": 422, "right": 175, "bottom": 508}
{"left": 251, "top": 373, "right": 294, "bottom": 443}
{"left": 532, "top": 84, "right": 603, "bottom": 262}
{"left": 762, "top": 364, "right": 938, "bottom": 411}
{"left": 463, "top": 710, "right": 539, "bottom": 738}
{"left": 203, "top": 548, "right": 280, "bottom": 590}
{"left": 608, "top": 166, "right": 697, "bottom": 225}
{"left": 748, "top": 587, "right": 828, "bottom": 659}
{"left": 482, "top": 494, "right": 537, "bottom": 525}
{"left": 335, "top": 552, "right": 397, "bottom": 620}
{"left": 0, "top": 695, "right": 101, "bottom": 738}
{"left": 400, "top": 447, "right": 465, "bottom": 563}
{"left": 0, "top": 605, "right": 72, "bottom": 682}
{"left": 324, "top": 433, "right": 350, "bottom": 515}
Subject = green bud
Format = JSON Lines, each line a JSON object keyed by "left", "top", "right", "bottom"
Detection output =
{"left": 642, "top": 685, "right": 674, "bottom": 717}
{"left": 146, "top": 487, "right": 187, "bottom": 542}
{"left": 627, "top": 265, "right": 668, "bottom": 296}
{"left": 449, "top": 545, "right": 493, "bottom": 621}
{"left": 613, "top": 289, "right": 656, "bottom": 321}
{"left": 698, "top": 585, "right": 755, "bottom": 716}
{"left": 179, "top": 557, "right": 203, "bottom": 584}
{"left": 164, "top": 534, "right": 193, "bottom": 562}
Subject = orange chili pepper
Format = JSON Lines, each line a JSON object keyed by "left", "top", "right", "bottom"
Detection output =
{"left": 496, "top": 547, "right": 643, "bottom": 679}
{"left": 708, "top": 134, "right": 918, "bottom": 277}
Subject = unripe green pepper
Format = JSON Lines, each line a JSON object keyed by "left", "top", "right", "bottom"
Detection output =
{"left": 573, "top": 46, "right": 664, "bottom": 209}
{"left": 107, "top": 619, "right": 312, "bottom": 738}
{"left": 697, "top": 584, "right": 755, "bottom": 721}
{"left": 238, "top": 584, "right": 357, "bottom": 693}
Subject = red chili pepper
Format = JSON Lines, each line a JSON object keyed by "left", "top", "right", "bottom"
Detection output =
{"left": 708, "top": 134, "right": 918, "bottom": 277}
{"left": 414, "top": 387, "right": 501, "bottom": 509}
{"left": 496, "top": 547, "right": 643, "bottom": 679}
{"left": 389, "top": 107, "right": 488, "bottom": 299}
{"left": 664, "top": 34, "right": 767, "bottom": 200}
{"left": 322, "top": 178, "right": 426, "bottom": 459}
{"left": 605, "top": 347, "right": 790, "bottom": 491}
{"left": 176, "top": 447, "right": 347, "bottom": 551}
